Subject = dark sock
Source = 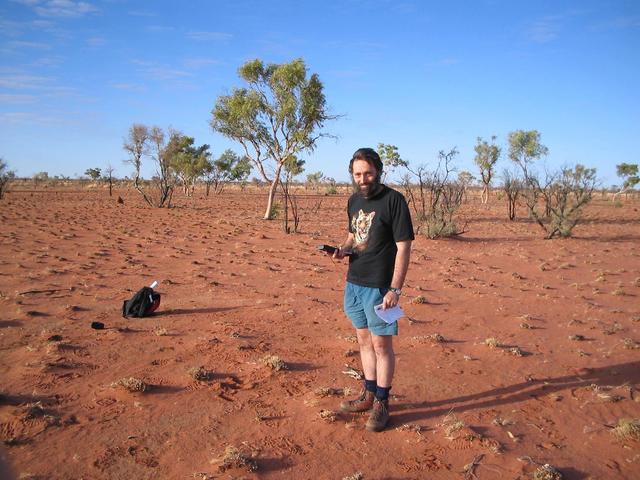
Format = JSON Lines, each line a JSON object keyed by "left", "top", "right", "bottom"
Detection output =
{"left": 375, "top": 386, "right": 391, "bottom": 401}
{"left": 364, "top": 379, "right": 377, "bottom": 393}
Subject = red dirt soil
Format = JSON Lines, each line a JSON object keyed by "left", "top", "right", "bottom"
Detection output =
{"left": 1, "top": 187, "right": 639, "bottom": 479}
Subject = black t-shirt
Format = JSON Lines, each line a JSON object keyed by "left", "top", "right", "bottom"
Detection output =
{"left": 346, "top": 185, "right": 414, "bottom": 288}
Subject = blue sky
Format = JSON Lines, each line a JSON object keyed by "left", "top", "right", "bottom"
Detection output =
{"left": 1, "top": 0, "right": 638, "bottom": 186}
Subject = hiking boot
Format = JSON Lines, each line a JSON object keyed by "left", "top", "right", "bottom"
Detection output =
{"left": 365, "top": 398, "right": 390, "bottom": 432}
{"left": 339, "top": 389, "right": 375, "bottom": 413}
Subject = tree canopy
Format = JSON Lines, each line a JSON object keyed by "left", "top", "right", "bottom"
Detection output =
{"left": 211, "top": 57, "right": 336, "bottom": 219}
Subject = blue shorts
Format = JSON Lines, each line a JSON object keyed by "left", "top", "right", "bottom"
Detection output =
{"left": 343, "top": 281, "right": 398, "bottom": 336}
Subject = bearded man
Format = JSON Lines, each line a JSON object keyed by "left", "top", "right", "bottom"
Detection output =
{"left": 333, "top": 147, "right": 414, "bottom": 432}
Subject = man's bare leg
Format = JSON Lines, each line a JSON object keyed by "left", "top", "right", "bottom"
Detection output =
{"left": 371, "top": 334, "right": 394, "bottom": 388}
{"left": 356, "top": 327, "right": 376, "bottom": 380}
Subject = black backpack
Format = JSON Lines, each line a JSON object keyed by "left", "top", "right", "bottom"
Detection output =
{"left": 122, "top": 287, "right": 161, "bottom": 318}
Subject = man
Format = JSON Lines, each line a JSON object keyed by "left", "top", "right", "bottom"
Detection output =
{"left": 333, "top": 147, "right": 414, "bottom": 432}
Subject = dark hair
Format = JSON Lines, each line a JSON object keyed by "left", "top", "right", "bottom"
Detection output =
{"left": 349, "top": 148, "right": 383, "bottom": 180}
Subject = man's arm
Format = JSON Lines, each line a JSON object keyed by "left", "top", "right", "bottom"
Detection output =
{"left": 333, "top": 232, "right": 355, "bottom": 259}
{"left": 382, "top": 240, "right": 412, "bottom": 308}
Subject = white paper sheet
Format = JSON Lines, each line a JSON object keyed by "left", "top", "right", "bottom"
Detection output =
{"left": 374, "top": 304, "right": 404, "bottom": 324}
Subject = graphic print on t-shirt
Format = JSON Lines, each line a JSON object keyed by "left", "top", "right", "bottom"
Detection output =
{"left": 352, "top": 209, "right": 376, "bottom": 250}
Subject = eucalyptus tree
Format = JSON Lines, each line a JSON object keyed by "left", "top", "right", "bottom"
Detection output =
{"left": 613, "top": 163, "right": 639, "bottom": 201}
{"left": 211, "top": 58, "right": 337, "bottom": 219}
{"left": 474, "top": 135, "right": 500, "bottom": 204}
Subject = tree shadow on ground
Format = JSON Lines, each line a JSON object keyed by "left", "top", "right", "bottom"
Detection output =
{"left": 392, "top": 360, "right": 640, "bottom": 424}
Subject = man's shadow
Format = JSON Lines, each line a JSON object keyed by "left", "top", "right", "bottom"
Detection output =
{"left": 393, "top": 360, "right": 640, "bottom": 423}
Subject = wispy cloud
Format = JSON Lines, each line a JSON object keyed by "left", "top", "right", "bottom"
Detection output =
{"left": 186, "top": 31, "right": 232, "bottom": 42}
{"left": 13, "top": 0, "right": 98, "bottom": 18}
{"left": 591, "top": 16, "right": 640, "bottom": 31}
{"left": 132, "top": 60, "right": 193, "bottom": 81}
{"left": 145, "top": 25, "right": 175, "bottom": 33}
{"left": 526, "top": 19, "right": 560, "bottom": 43}
{"left": 183, "top": 57, "right": 221, "bottom": 69}
{"left": 8, "top": 40, "right": 51, "bottom": 50}
{"left": 0, "top": 72, "right": 52, "bottom": 89}
{"left": 0, "top": 93, "right": 38, "bottom": 104}
{"left": 128, "top": 10, "right": 156, "bottom": 17}
{"left": 110, "top": 82, "right": 146, "bottom": 92}
{"left": 87, "top": 36, "right": 106, "bottom": 47}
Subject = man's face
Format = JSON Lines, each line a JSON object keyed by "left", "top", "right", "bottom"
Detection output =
{"left": 352, "top": 159, "right": 380, "bottom": 198}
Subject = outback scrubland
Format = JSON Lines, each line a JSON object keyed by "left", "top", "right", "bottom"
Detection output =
{"left": 0, "top": 185, "right": 639, "bottom": 480}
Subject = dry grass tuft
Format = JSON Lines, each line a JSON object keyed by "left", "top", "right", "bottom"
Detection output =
{"left": 314, "top": 387, "right": 343, "bottom": 397}
{"left": 153, "top": 326, "right": 168, "bottom": 336}
{"left": 411, "top": 295, "right": 427, "bottom": 304}
{"left": 484, "top": 337, "right": 501, "bottom": 349}
{"left": 188, "top": 366, "right": 212, "bottom": 381}
{"left": 342, "top": 472, "right": 364, "bottom": 480}
{"left": 217, "top": 446, "right": 258, "bottom": 472}
{"left": 611, "top": 418, "right": 640, "bottom": 442}
{"left": 318, "top": 409, "right": 338, "bottom": 422}
{"left": 509, "top": 346, "right": 524, "bottom": 357}
{"left": 396, "top": 423, "right": 423, "bottom": 434}
{"left": 533, "top": 463, "right": 563, "bottom": 480}
{"left": 115, "top": 377, "right": 148, "bottom": 392}
{"left": 441, "top": 413, "right": 466, "bottom": 438}
{"left": 428, "top": 333, "right": 445, "bottom": 343}
{"left": 568, "top": 334, "right": 585, "bottom": 341}
{"left": 261, "top": 355, "right": 286, "bottom": 371}
{"left": 623, "top": 338, "right": 640, "bottom": 349}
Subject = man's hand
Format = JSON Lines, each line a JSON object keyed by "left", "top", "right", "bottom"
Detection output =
{"left": 381, "top": 290, "right": 400, "bottom": 309}
{"left": 332, "top": 247, "right": 348, "bottom": 260}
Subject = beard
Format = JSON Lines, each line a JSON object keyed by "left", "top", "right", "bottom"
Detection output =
{"left": 352, "top": 178, "right": 381, "bottom": 198}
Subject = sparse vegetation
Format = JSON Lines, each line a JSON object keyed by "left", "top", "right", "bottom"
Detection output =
{"left": 188, "top": 366, "right": 212, "bottom": 381}
{"left": 261, "top": 354, "right": 286, "bottom": 371}
{"left": 217, "top": 446, "right": 258, "bottom": 472}
{"left": 484, "top": 337, "right": 501, "bottom": 348}
{"left": 474, "top": 135, "right": 500, "bottom": 204}
{"left": 533, "top": 464, "right": 563, "bottom": 480}
{"left": 115, "top": 377, "right": 148, "bottom": 392}
{"left": 411, "top": 295, "right": 427, "bottom": 304}
{"left": 611, "top": 418, "right": 640, "bottom": 442}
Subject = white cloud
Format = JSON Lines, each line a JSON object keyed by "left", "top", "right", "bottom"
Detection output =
{"left": 131, "top": 60, "right": 193, "bottom": 81}
{"left": 110, "top": 82, "right": 146, "bottom": 92}
{"left": 0, "top": 73, "right": 51, "bottom": 89}
{"left": 87, "top": 36, "right": 106, "bottom": 47}
{"left": 0, "top": 93, "right": 38, "bottom": 104}
{"left": 183, "top": 57, "right": 221, "bottom": 69}
{"left": 525, "top": 17, "right": 561, "bottom": 44}
{"left": 186, "top": 31, "right": 232, "bottom": 41}
{"left": 14, "top": 0, "right": 98, "bottom": 18}
{"left": 8, "top": 40, "right": 51, "bottom": 49}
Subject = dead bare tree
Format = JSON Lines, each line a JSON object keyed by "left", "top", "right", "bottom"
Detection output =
{"left": 400, "top": 148, "right": 467, "bottom": 239}
{"left": 501, "top": 168, "right": 522, "bottom": 221}
{"left": 522, "top": 165, "right": 597, "bottom": 239}
{"left": 105, "top": 163, "right": 115, "bottom": 197}
{"left": 123, "top": 124, "right": 177, "bottom": 208}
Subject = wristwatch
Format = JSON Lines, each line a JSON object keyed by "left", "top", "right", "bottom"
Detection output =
{"left": 389, "top": 287, "right": 402, "bottom": 296}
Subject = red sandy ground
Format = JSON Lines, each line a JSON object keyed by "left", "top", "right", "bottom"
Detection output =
{"left": 0, "top": 187, "right": 639, "bottom": 480}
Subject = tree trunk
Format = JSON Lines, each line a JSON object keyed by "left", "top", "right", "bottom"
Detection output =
{"left": 263, "top": 164, "right": 283, "bottom": 220}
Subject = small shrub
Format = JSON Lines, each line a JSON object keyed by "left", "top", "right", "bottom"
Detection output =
{"left": 533, "top": 464, "right": 563, "bottom": 480}
{"left": 153, "top": 326, "right": 168, "bottom": 336}
{"left": 268, "top": 203, "right": 280, "bottom": 219}
{"left": 261, "top": 355, "right": 286, "bottom": 371}
{"left": 485, "top": 337, "right": 501, "bottom": 348}
{"left": 411, "top": 295, "right": 427, "bottom": 304}
{"left": 343, "top": 473, "right": 364, "bottom": 480}
{"left": 318, "top": 409, "right": 337, "bottom": 422}
{"left": 612, "top": 418, "right": 640, "bottom": 441}
{"left": 115, "top": 377, "right": 148, "bottom": 392}
{"left": 188, "top": 366, "right": 212, "bottom": 381}
{"left": 218, "top": 446, "right": 258, "bottom": 472}
{"left": 428, "top": 333, "right": 445, "bottom": 343}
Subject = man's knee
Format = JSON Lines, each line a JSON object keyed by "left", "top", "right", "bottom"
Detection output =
{"left": 356, "top": 328, "right": 373, "bottom": 348}
{"left": 372, "top": 335, "right": 394, "bottom": 356}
